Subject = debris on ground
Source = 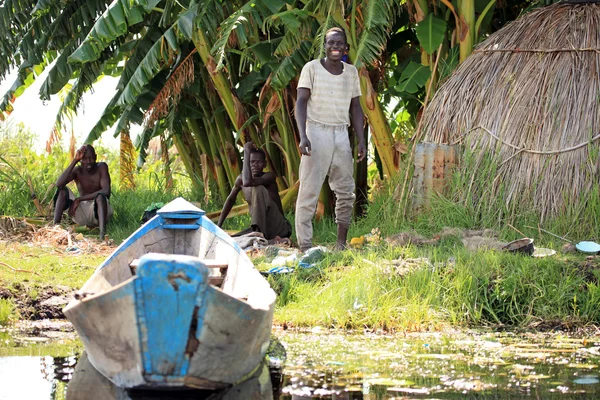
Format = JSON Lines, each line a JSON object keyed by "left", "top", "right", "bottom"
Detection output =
{"left": 233, "top": 231, "right": 269, "bottom": 251}
{"left": 0, "top": 218, "right": 116, "bottom": 255}
{"left": 379, "top": 257, "right": 432, "bottom": 276}
{"left": 261, "top": 246, "right": 328, "bottom": 274}
{"left": 385, "top": 231, "right": 438, "bottom": 247}
{"left": 0, "top": 216, "right": 37, "bottom": 240}
{"left": 350, "top": 228, "right": 382, "bottom": 248}
{"left": 384, "top": 227, "right": 506, "bottom": 252}
{"left": 462, "top": 236, "right": 505, "bottom": 252}
{"left": 33, "top": 225, "right": 114, "bottom": 254}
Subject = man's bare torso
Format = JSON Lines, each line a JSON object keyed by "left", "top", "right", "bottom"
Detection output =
{"left": 74, "top": 163, "right": 109, "bottom": 197}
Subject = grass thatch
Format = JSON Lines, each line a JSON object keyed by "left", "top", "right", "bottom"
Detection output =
{"left": 420, "top": 2, "right": 600, "bottom": 221}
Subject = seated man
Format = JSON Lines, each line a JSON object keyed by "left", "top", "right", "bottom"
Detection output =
{"left": 217, "top": 142, "right": 291, "bottom": 243}
{"left": 53, "top": 144, "right": 113, "bottom": 239}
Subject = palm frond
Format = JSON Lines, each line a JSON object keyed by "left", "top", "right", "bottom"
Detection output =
{"left": 269, "top": 11, "right": 319, "bottom": 56}
{"left": 116, "top": 4, "right": 202, "bottom": 106}
{"left": 52, "top": 47, "right": 118, "bottom": 137}
{"left": 135, "top": 122, "right": 161, "bottom": 166}
{"left": 117, "top": 25, "right": 164, "bottom": 90}
{"left": 354, "top": 0, "right": 397, "bottom": 68}
{"left": 211, "top": 0, "right": 287, "bottom": 71}
{"left": 271, "top": 40, "right": 312, "bottom": 90}
{"left": 117, "top": 27, "right": 181, "bottom": 106}
{"left": 0, "top": 0, "right": 38, "bottom": 80}
{"left": 68, "top": 0, "right": 162, "bottom": 64}
{"left": 144, "top": 49, "right": 196, "bottom": 127}
{"left": 0, "top": 61, "right": 36, "bottom": 116}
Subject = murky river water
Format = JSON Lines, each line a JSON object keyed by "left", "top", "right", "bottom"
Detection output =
{"left": 1, "top": 329, "right": 600, "bottom": 399}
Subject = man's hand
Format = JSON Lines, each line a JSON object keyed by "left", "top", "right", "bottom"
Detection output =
{"left": 68, "top": 198, "right": 81, "bottom": 218}
{"left": 74, "top": 146, "right": 87, "bottom": 162}
{"left": 243, "top": 141, "right": 256, "bottom": 152}
{"left": 357, "top": 142, "right": 366, "bottom": 163}
{"left": 299, "top": 137, "right": 312, "bottom": 156}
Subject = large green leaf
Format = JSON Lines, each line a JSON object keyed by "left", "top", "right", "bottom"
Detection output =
{"left": 117, "top": 27, "right": 181, "bottom": 106}
{"left": 395, "top": 61, "right": 431, "bottom": 94}
{"left": 68, "top": 0, "right": 158, "bottom": 64}
{"left": 415, "top": 13, "right": 446, "bottom": 55}
{"left": 117, "top": 25, "right": 163, "bottom": 90}
{"left": 0, "top": 62, "right": 35, "bottom": 115}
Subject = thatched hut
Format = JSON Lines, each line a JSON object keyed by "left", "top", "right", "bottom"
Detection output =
{"left": 420, "top": 1, "right": 600, "bottom": 221}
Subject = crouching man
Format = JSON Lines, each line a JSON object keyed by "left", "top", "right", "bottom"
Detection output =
{"left": 53, "top": 145, "right": 113, "bottom": 239}
{"left": 217, "top": 142, "right": 291, "bottom": 244}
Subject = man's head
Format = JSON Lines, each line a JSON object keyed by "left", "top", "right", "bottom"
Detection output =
{"left": 324, "top": 27, "right": 348, "bottom": 62}
{"left": 80, "top": 145, "right": 97, "bottom": 172}
{"left": 249, "top": 148, "right": 266, "bottom": 177}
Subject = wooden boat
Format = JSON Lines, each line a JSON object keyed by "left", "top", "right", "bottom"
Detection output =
{"left": 63, "top": 197, "right": 276, "bottom": 390}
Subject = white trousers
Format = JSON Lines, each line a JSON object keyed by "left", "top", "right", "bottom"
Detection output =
{"left": 295, "top": 121, "right": 356, "bottom": 249}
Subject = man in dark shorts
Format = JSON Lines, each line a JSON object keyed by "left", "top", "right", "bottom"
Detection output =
{"left": 217, "top": 142, "right": 291, "bottom": 243}
{"left": 53, "top": 144, "right": 112, "bottom": 239}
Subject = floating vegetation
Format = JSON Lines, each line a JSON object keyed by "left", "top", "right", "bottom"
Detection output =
{"left": 277, "top": 329, "right": 600, "bottom": 398}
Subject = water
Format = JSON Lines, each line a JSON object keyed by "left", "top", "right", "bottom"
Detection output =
{"left": 2, "top": 330, "right": 600, "bottom": 399}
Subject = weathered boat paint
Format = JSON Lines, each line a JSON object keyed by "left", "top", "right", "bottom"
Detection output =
{"left": 63, "top": 198, "right": 275, "bottom": 390}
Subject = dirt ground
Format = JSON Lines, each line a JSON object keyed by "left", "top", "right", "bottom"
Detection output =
{"left": 0, "top": 284, "right": 72, "bottom": 320}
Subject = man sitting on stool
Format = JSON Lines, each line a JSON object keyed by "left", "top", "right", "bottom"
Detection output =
{"left": 53, "top": 144, "right": 112, "bottom": 240}
{"left": 217, "top": 142, "right": 291, "bottom": 244}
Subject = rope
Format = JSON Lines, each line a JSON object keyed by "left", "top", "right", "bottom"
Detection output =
{"left": 453, "top": 126, "right": 600, "bottom": 155}
{"left": 474, "top": 47, "right": 600, "bottom": 55}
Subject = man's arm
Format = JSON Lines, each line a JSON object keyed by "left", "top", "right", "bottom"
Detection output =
{"left": 241, "top": 142, "right": 277, "bottom": 187}
{"left": 296, "top": 88, "right": 312, "bottom": 156}
{"left": 350, "top": 96, "right": 366, "bottom": 162}
{"left": 217, "top": 176, "right": 243, "bottom": 227}
{"left": 56, "top": 146, "right": 86, "bottom": 187}
{"left": 242, "top": 171, "right": 277, "bottom": 187}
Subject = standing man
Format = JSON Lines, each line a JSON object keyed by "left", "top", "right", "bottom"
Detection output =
{"left": 295, "top": 27, "right": 366, "bottom": 251}
{"left": 218, "top": 142, "right": 292, "bottom": 243}
{"left": 53, "top": 144, "right": 112, "bottom": 240}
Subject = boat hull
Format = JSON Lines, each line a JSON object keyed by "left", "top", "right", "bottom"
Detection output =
{"left": 63, "top": 198, "right": 275, "bottom": 389}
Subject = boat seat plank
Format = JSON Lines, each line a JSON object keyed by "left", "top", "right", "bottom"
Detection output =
{"left": 208, "top": 276, "right": 225, "bottom": 286}
{"left": 129, "top": 258, "right": 228, "bottom": 275}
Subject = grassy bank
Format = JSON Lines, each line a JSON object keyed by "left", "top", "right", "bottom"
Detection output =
{"left": 266, "top": 243, "right": 600, "bottom": 331}
{"left": 1, "top": 126, "right": 598, "bottom": 334}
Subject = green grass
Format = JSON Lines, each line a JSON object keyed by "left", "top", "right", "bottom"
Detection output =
{"left": 0, "top": 243, "right": 105, "bottom": 288}
{"left": 0, "top": 298, "right": 18, "bottom": 326}
{"left": 269, "top": 243, "right": 600, "bottom": 332}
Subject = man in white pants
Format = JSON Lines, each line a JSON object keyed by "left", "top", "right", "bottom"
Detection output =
{"left": 295, "top": 27, "right": 366, "bottom": 251}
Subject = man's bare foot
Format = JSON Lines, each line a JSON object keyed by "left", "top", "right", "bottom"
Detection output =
{"left": 334, "top": 241, "right": 347, "bottom": 251}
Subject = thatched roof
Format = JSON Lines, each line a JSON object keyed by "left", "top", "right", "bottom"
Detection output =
{"left": 421, "top": 2, "right": 600, "bottom": 220}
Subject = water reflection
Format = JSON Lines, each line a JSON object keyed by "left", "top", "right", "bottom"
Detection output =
{"left": 65, "top": 353, "right": 278, "bottom": 400}
{"left": 2, "top": 331, "right": 600, "bottom": 399}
